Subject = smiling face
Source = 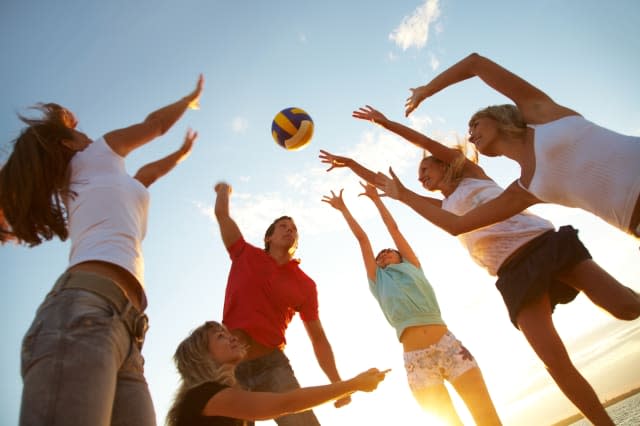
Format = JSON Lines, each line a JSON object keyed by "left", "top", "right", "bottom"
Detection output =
{"left": 418, "top": 157, "right": 447, "bottom": 192}
{"left": 468, "top": 116, "right": 501, "bottom": 156}
{"left": 207, "top": 324, "right": 246, "bottom": 365}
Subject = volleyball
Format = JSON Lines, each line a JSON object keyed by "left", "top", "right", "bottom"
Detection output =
{"left": 271, "top": 107, "right": 314, "bottom": 151}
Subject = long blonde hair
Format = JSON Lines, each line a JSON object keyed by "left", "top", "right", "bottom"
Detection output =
{"left": 165, "top": 321, "right": 239, "bottom": 426}
{"left": 422, "top": 134, "right": 478, "bottom": 189}
{"left": 468, "top": 104, "right": 527, "bottom": 140}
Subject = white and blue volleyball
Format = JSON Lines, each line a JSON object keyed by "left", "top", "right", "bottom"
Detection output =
{"left": 271, "top": 107, "right": 314, "bottom": 151}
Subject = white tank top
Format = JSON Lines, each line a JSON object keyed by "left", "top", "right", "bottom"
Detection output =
{"left": 442, "top": 178, "right": 554, "bottom": 275}
{"left": 521, "top": 115, "right": 640, "bottom": 232}
{"left": 66, "top": 137, "right": 150, "bottom": 288}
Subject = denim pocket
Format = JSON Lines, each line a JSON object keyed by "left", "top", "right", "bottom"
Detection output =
{"left": 65, "top": 290, "right": 117, "bottom": 330}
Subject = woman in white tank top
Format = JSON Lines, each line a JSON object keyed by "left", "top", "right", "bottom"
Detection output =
{"left": 404, "top": 53, "right": 640, "bottom": 238}
{"left": 0, "top": 76, "right": 203, "bottom": 426}
{"left": 346, "top": 105, "right": 640, "bottom": 426}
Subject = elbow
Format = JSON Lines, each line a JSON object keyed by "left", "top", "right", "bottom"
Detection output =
{"left": 144, "top": 117, "right": 166, "bottom": 136}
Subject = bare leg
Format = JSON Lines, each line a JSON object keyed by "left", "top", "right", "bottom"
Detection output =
{"left": 451, "top": 367, "right": 502, "bottom": 426}
{"left": 411, "top": 384, "right": 464, "bottom": 425}
{"left": 516, "top": 294, "right": 614, "bottom": 426}
{"left": 556, "top": 259, "right": 640, "bottom": 320}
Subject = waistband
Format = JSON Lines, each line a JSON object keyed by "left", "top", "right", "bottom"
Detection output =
{"left": 53, "top": 271, "right": 149, "bottom": 345}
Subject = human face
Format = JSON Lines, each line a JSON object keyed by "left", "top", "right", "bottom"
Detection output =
{"left": 376, "top": 248, "right": 401, "bottom": 268}
{"left": 418, "top": 158, "right": 446, "bottom": 192}
{"left": 207, "top": 325, "right": 245, "bottom": 365}
{"left": 468, "top": 116, "right": 500, "bottom": 156}
{"left": 61, "top": 129, "right": 92, "bottom": 152}
{"left": 265, "top": 218, "right": 298, "bottom": 253}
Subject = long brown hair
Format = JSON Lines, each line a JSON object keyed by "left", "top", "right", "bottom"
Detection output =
{"left": 0, "top": 103, "right": 77, "bottom": 246}
{"left": 166, "top": 321, "right": 239, "bottom": 426}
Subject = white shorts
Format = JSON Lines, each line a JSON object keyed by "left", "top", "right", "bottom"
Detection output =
{"left": 403, "top": 331, "right": 478, "bottom": 391}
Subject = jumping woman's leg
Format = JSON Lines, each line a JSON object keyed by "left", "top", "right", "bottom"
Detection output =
{"left": 411, "top": 384, "right": 464, "bottom": 425}
{"left": 516, "top": 294, "right": 614, "bottom": 426}
{"left": 556, "top": 259, "right": 640, "bottom": 320}
{"left": 451, "top": 367, "right": 501, "bottom": 426}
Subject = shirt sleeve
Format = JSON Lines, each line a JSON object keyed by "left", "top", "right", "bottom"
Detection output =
{"left": 181, "top": 382, "right": 229, "bottom": 422}
{"left": 227, "top": 236, "right": 247, "bottom": 260}
{"left": 298, "top": 275, "right": 319, "bottom": 321}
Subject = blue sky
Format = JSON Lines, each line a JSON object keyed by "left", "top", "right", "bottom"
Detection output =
{"left": 1, "top": 1, "right": 639, "bottom": 425}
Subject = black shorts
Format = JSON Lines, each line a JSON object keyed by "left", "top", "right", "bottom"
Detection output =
{"left": 495, "top": 225, "right": 592, "bottom": 329}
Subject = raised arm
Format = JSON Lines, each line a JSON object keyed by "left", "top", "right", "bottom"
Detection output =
{"left": 352, "top": 105, "right": 463, "bottom": 165}
{"left": 319, "top": 150, "right": 379, "bottom": 185}
{"left": 377, "top": 168, "right": 538, "bottom": 235}
{"left": 203, "top": 367, "right": 388, "bottom": 420}
{"left": 104, "top": 74, "right": 204, "bottom": 157}
{"left": 133, "top": 129, "right": 197, "bottom": 187}
{"left": 405, "top": 53, "right": 575, "bottom": 122}
{"left": 321, "top": 189, "right": 377, "bottom": 281}
{"left": 214, "top": 182, "right": 243, "bottom": 249}
{"left": 360, "top": 182, "right": 420, "bottom": 268}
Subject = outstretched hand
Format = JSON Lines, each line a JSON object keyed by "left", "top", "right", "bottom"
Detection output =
{"left": 319, "top": 150, "right": 351, "bottom": 172}
{"left": 352, "top": 368, "right": 390, "bottom": 393}
{"left": 321, "top": 189, "right": 347, "bottom": 211}
{"left": 186, "top": 74, "right": 205, "bottom": 110}
{"left": 358, "top": 181, "right": 381, "bottom": 201}
{"left": 375, "top": 167, "right": 406, "bottom": 200}
{"left": 405, "top": 85, "right": 431, "bottom": 117}
{"left": 351, "top": 105, "right": 387, "bottom": 124}
{"left": 176, "top": 128, "right": 198, "bottom": 163}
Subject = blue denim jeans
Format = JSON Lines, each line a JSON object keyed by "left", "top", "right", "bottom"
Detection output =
{"left": 19, "top": 272, "right": 155, "bottom": 426}
{"left": 235, "top": 349, "right": 321, "bottom": 426}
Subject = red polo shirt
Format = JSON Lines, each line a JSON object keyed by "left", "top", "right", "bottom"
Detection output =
{"left": 222, "top": 237, "right": 319, "bottom": 349}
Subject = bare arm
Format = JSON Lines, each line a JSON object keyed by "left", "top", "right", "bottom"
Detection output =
{"left": 213, "top": 182, "right": 243, "bottom": 249}
{"left": 319, "top": 150, "right": 379, "bottom": 184}
{"left": 377, "top": 168, "right": 538, "bottom": 235}
{"left": 104, "top": 75, "right": 204, "bottom": 157}
{"left": 352, "top": 105, "right": 463, "bottom": 164}
{"left": 203, "top": 368, "right": 388, "bottom": 420}
{"left": 321, "top": 189, "right": 377, "bottom": 281}
{"left": 303, "top": 319, "right": 352, "bottom": 408}
{"left": 405, "top": 53, "right": 576, "bottom": 122}
{"left": 360, "top": 183, "right": 420, "bottom": 268}
{"left": 133, "top": 129, "right": 197, "bottom": 188}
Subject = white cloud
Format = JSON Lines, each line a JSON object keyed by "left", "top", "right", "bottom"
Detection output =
{"left": 231, "top": 116, "right": 248, "bottom": 133}
{"left": 202, "top": 128, "right": 422, "bottom": 242}
{"left": 429, "top": 51, "right": 440, "bottom": 70}
{"left": 389, "top": 0, "right": 441, "bottom": 51}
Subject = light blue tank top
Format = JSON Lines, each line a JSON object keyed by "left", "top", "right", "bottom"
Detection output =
{"left": 368, "top": 261, "right": 445, "bottom": 341}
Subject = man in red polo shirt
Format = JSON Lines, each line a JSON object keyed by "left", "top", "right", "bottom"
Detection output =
{"left": 214, "top": 182, "right": 349, "bottom": 426}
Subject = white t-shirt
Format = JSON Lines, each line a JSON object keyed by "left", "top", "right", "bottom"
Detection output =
{"left": 442, "top": 178, "right": 553, "bottom": 275}
{"left": 66, "top": 137, "right": 150, "bottom": 288}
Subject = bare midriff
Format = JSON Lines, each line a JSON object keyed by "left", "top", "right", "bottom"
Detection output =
{"left": 231, "top": 328, "right": 280, "bottom": 360}
{"left": 400, "top": 324, "right": 449, "bottom": 352}
{"left": 66, "top": 260, "right": 147, "bottom": 312}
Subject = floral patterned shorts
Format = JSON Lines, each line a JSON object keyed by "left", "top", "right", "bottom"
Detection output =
{"left": 403, "top": 331, "right": 477, "bottom": 391}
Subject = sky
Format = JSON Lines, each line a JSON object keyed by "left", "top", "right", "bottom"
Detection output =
{"left": 1, "top": 0, "right": 639, "bottom": 425}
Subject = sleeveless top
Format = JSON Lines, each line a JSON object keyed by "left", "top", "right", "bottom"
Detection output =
{"left": 520, "top": 115, "right": 640, "bottom": 232}
{"left": 66, "top": 137, "right": 150, "bottom": 287}
{"left": 442, "top": 178, "right": 553, "bottom": 275}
